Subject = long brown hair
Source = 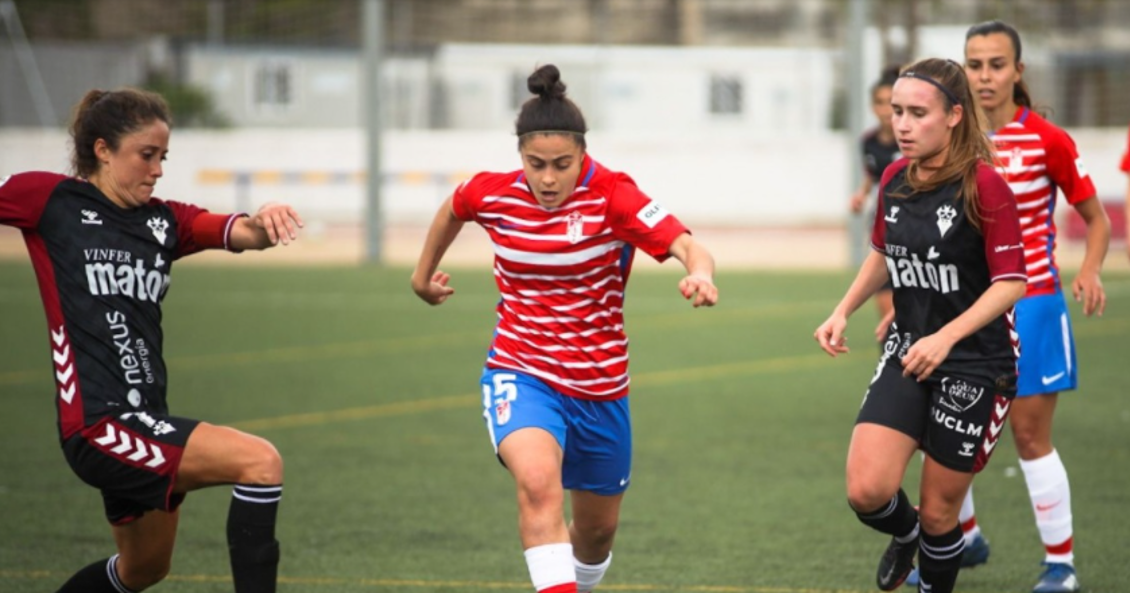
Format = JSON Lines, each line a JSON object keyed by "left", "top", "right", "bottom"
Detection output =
{"left": 892, "top": 58, "right": 996, "bottom": 229}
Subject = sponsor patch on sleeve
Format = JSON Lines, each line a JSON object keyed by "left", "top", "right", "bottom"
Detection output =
{"left": 636, "top": 201, "right": 670, "bottom": 228}
{"left": 1074, "top": 157, "right": 1089, "bottom": 179}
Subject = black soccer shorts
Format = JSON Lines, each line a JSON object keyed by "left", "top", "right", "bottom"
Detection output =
{"left": 857, "top": 355, "right": 1016, "bottom": 474}
{"left": 62, "top": 412, "right": 200, "bottom": 525}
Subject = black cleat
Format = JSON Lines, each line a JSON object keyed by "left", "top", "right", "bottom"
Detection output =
{"left": 877, "top": 534, "right": 918, "bottom": 591}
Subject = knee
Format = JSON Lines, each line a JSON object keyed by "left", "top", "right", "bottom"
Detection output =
{"left": 846, "top": 480, "right": 898, "bottom": 514}
{"left": 239, "top": 438, "right": 284, "bottom": 485}
{"left": 117, "top": 556, "right": 171, "bottom": 591}
{"left": 917, "top": 502, "right": 956, "bottom": 535}
{"left": 574, "top": 517, "right": 618, "bottom": 549}
{"left": 515, "top": 471, "right": 563, "bottom": 513}
{"left": 1010, "top": 427, "right": 1047, "bottom": 460}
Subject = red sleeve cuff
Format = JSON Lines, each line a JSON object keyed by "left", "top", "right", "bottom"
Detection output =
{"left": 192, "top": 212, "right": 247, "bottom": 251}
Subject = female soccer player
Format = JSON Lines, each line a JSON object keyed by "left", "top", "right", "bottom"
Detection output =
{"left": 411, "top": 64, "right": 717, "bottom": 593}
{"left": 0, "top": 88, "right": 303, "bottom": 592}
{"left": 814, "top": 58, "right": 1026, "bottom": 593}
{"left": 849, "top": 65, "right": 902, "bottom": 342}
{"left": 934, "top": 21, "right": 1111, "bottom": 593}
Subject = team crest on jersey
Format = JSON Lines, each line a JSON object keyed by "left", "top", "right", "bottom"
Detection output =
{"left": 936, "top": 205, "right": 957, "bottom": 237}
{"left": 566, "top": 210, "right": 584, "bottom": 244}
{"left": 1008, "top": 146, "right": 1025, "bottom": 174}
{"left": 147, "top": 216, "right": 169, "bottom": 245}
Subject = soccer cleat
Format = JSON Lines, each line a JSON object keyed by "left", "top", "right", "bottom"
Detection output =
{"left": 1032, "top": 562, "right": 1081, "bottom": 593}
{"left": 877, "top": 534, "right": 918, "bottom": 591}
{"left": 961, "top": 533, "right": 990, "bottom": 567}
{"left": 903, "top": 534, "right": 990, "bottom": 587}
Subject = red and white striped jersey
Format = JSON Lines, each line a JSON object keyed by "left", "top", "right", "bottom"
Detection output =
{"left": 989, "top": 108, "right": 1096, "bottom": 297}
{"left": 451, "top": 155, "right": 688, "bottom": 400}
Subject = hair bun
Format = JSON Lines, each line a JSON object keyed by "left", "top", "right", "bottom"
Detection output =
{"left": 527, "top": 64, "right": 567, "bottom": 100}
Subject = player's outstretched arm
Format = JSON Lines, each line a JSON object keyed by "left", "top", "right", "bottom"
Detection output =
{"left": 411, "top": 195, "right": 465, "bottom": 306}
{"left": 668, "top": 233, "right": 717, "bottom": 308}
{"left": 1069, "top": 196, "right": 1110, "bottom": 317}
{"left": 229, "top": 202, "right": 304, "bottom": 250}
{"left": 815, "top": 249, "right": 889, "bottom": 357}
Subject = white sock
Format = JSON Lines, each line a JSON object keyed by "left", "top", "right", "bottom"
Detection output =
{"left": 1020, "top": 450, "right": 1074, "bottom": 564}
{"left": 959, "top": 486, "right": 982, "bottom": 545}
{"left": 524, "top": 543, "right": 576, "bottom": 592}
{"left": 574, "top": 552, "right": 612, "bottom": 593}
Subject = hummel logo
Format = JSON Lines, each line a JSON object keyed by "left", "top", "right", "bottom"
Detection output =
{"left": 959, "top": 442, "right": 976, "bottom": 457}
{"left": 885, "top": 206, "right": 900, "bottom": 223}
{"left": 927, "top": 246, "right": 940, "bottom": 260}
{"left": 81, "top": 209, "right": 103, "bottom": 225}
{"left": 1041, "top": 372, "right": 1065, "bottom": 386}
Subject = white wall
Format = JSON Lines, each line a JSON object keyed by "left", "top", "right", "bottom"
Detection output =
{"left": 1, "top": 128, "right": 1125, "bottom": 227}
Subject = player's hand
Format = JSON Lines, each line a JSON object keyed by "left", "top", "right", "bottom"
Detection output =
{"left": 412, "top": 271, "right": 455, "bottom": 306}
{"left": 1071, "top": 270, "right": 1106, "bottom": 317}
{"left": 679, "top": 274, "right": 717, "bottom": 308}
{"left": 900, "top": 332, "right": 954, "bottom": 381}
{"left": 251, "top": 202, "right": 304, "bottom": 246}
{"left": 814, "top": 313, "right": 850, "bottom": 357}
{"left": 849, "top": 190, "right": 866, "bottom": 214}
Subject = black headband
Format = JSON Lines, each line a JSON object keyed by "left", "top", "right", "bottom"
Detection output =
{"left": 900, "top": 71, "right": 961, "bottom": 106}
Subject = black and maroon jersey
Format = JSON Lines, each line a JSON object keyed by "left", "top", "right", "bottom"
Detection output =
{"left": 861, "top": 129, "right": 901, "bottom": 184}
{"left": 0, "top": 172, "right": 243, "bottom": 440}
{"left": 870, "top": 160, "right": 1026, "bottom": 378}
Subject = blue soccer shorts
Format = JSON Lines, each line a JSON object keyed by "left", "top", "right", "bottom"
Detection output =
{"left": 480, "top": 368, "right": 632, "bottom": 495}
{"left": 1015, "top": 290, "right": 1077, "bottom": 397}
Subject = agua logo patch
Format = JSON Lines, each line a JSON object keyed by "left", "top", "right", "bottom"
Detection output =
{"left": 939, "top": 376, "right": 984, "bottom": 413}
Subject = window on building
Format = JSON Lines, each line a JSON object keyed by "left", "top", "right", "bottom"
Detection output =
{"left": 253, "top": 61, "right": 294, "bottom": 111}
{"left": 709, "top": 74, "right": 743, "bottom": 115}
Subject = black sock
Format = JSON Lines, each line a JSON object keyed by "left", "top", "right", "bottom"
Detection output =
{"left": 228, "top": 484, "right": 282, "bottom": 593}
{"left": 57, "top": 555, "right": 137, "bottom": 593}
{"left": 853, "top": 488, "right": 920, "bottom": 539}
{"left": 918, "top": 525, "right": 965, "bottom": 593}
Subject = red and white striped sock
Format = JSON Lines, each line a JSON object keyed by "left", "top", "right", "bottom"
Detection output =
{"left": 1021, "top": 449, "right": 1074, "bottom": 564}
{"left": 524, "top": 543, "right": 577, "bottom": 593}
